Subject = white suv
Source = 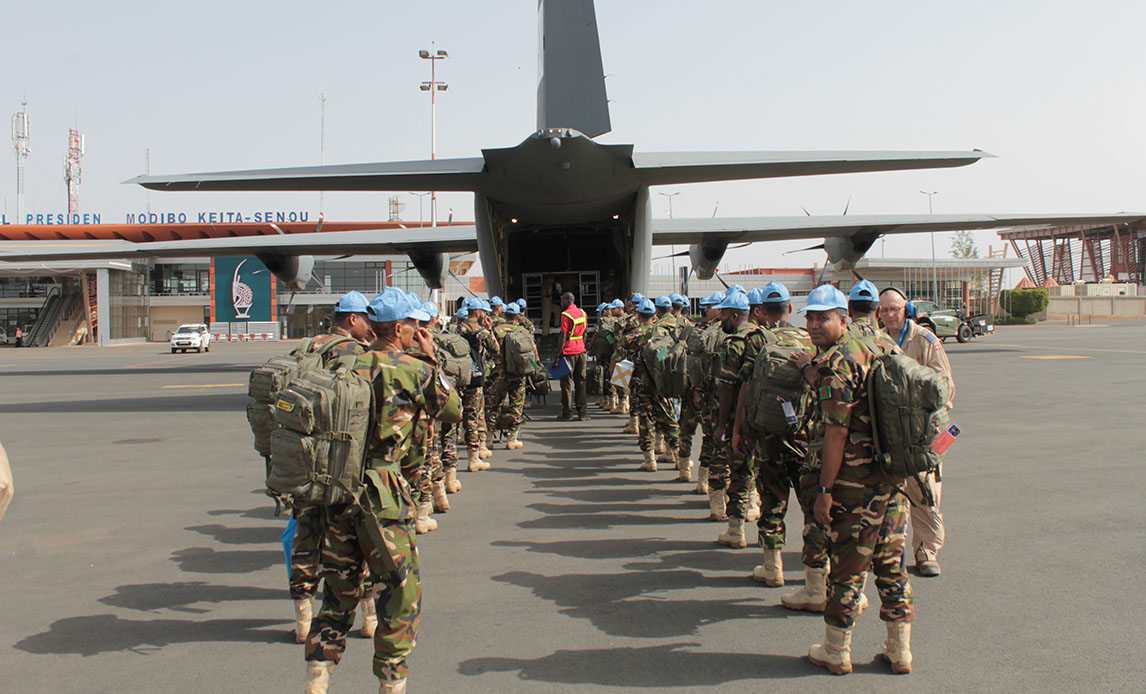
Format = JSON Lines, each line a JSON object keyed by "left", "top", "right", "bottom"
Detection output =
{"left": 170, "top": 324, "right": 211, "bottom": 353}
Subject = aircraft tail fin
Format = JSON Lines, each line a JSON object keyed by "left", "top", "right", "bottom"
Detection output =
{"left": 537, "top": 0, "right": 611, "bottom": 138}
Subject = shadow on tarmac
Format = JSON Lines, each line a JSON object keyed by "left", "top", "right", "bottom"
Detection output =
{"left": 0, "top": 364, "right": 255, "bottom": 378}
{"left": 458, "top": 643, "right": 817, "bottom": 685}
{"left": 13, "top": 615, "right": 288, "bottom": 656}
{"left": 98, "top": 581, "right": 285, "bottom": 613}
{"left": 0, "top": 393, "right": 248, "bottom": 413}
{"left": 186, "top": 524, "right": 284, "bottom": 546}
{"left": 170, "top": 547, "right": 283, "bottom": 574}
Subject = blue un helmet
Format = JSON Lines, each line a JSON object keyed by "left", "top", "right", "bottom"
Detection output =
{"left": 334, "top": 290, "right": 370, "bottom": 314}
{"left": 802, "top": 284, "right": 849, "bottom": 312}
{"left": 368, "top": 287, "right": 419, "bottom": 323}
{"left": 455, "top": 305, "right": 469, "bottom": 319}
{"left": 654, "top": 295, "right": 672, "bottom": 309}
{"left": 503, "top": 301, "right": 519, "bottom": 315}
{"left": 715, "top": 291, "right": 750, "bottom": 311}
{"left": 746, "top": 288, "right": 766, "bottom": 306}
{"left": 636, "top": 298, "right": 656, "bottom": 315}
{"left": 726, "top": 284, "right": 746, "bottom": 295}
{"left": 699, "top": 290, "right": 726, "bottom": 307}
{"left": 761, "top": 280, "right": 790, "bottom": 304}
{"left": 489, "top": 296, "right": 504, "bottom": 307}
{"left": 669, "top": 292, "right": 686, "bottom": 307}
{"left": 422, "top": 300, "right": 440, "bottom": 320}
{"left": 848, "top": 279, "right": 878, "bottom": 302}
{"left": 516, "top": 298, "right": 527, "bottom": 308}
{"left": 403, "top": 291, "right": 432, "bottom": 322}
{"left": 609, "top": 298, "right": 625, "bottom": 309}
{"left": 629, "top": 292, "right": 646, "bottom": 304}
{"left": 597, "top": 302, "right": 609, "bottom": 314}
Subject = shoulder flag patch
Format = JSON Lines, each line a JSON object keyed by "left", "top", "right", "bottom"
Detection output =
{"left": 819, "top": 385, "right": 832, "bottom": 401}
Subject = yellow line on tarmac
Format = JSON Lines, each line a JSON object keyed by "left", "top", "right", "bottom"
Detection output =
{"left": 161, "top": 383, "right": 245, "bottom": 389}
{"left": 993, "top": 342, "right": 1146, "bottom": 356}
{"left": 0, "top": 364, "right": 15, "bottom": 368}
{"left": 1019, "top": 355, "right": 1092, "bottom": 360}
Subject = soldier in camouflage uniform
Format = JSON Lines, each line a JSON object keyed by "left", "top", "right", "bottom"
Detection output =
{"left": 610, "top": 298, "right": 637, "bottom": 416}
{"left": 678, "top": 291, "right": 724, "bottom": 492}
{"left": 303, "top": 288, "right": 461, "bottom": 694}
{"left": 409, "top": 299, "right": 447, "bottom": 534}
{"left": 788, "top": 284, "right": 914, "bottom": 676}
{"left": 456, "top": 299, "right": 499, "bottom": 472}
{"left": 589, "top": 302, "right": 615, "bottom": 410}
{"left": 514, "top": 298, "right": 535, "bottom": 333}
{"left": 289, "top": 292, "right": 378, "bottom": 644}
{"left": 618, "top": 299, "right": 658, "bottom": 468}
{"left": 648, "top": 296, "right": 681, "bottom": 465}
{"left": 483, "top": 302, "right": 531, "bottom": 449}
{"left": 711, "top": 290, "right": 766, "bottom": 541}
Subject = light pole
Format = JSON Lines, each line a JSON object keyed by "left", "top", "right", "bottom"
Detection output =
{"left": 419, "top": 45, "right": 448, "bottom": 228}
{"left": 409, "top": 192, "right": 430, "bottom": 228}
{"left": 659, "top": 191, "right": 681, "bottom": 274}
{"left": 921, "top": 190, "right": 938, "bottom": 302}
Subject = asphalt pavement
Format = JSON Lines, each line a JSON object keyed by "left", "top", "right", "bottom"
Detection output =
{"left": 1, "top": 321, "right": 1143, "bottom": 693}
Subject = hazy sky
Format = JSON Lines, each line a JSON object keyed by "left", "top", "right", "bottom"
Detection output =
{"left": 2, "top": 0, "right": 1143, "bottom": 275}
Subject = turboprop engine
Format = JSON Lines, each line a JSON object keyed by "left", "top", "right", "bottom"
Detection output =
{"left": 688, "top": 238, "right": 729, "bottom": 281}
{"left": 255, "top": 254, "right": 315, "bottom": 292}
{"left": 822, "top": 233, "right": 880, "bottom": 271}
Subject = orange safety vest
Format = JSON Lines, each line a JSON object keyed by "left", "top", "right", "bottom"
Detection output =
{"left": 561, "top": 306, "right": 587, "bottom": 341}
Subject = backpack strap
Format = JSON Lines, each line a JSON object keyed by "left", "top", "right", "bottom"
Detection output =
{"left": 314, "top": 334, "right": 356, "bottom": 357}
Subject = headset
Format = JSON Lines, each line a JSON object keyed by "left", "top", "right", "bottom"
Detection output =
{"left": 879, "top": 287, "right": 916, "bottom": 321}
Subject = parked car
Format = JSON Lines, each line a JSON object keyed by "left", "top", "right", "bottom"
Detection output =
{"left": 0, "top": 328, "right": 7, "bottom": 345}
{"left": 912, "top": 301, "right": 994, "bottom": 343}
{"left": 170, "top": 324, "right": 211, "bottom": 353}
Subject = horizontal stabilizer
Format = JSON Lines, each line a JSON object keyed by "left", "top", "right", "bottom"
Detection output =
{"left": 634, "top": 150, "right": 993, "bottom": 187}
{"left": 0, "top": 226, "right": 479, "bottom": 262}
{"left": 127, "top": 158, "right": 486, "bottom": 193}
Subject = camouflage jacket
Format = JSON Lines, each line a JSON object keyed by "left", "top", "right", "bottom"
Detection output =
{"left": 808, "top": 332, "right": 879, "bottom": 480}
{"left": 620, "top": 318, "right": 655, "bottom": 365}
{"left": 589, "top": 316, "right": 617, "bottom": 359}
{"left": 457, "top": 317, "right": 500, "bottom": 380}
{"left": 736, "top": 320, "right": 812, "bottom": 383}
{"left": 312, "top": 327, "right": 368, "bottom": 364}
{"left": 492, "top": 319, "right": 532, "bottom": 371}
{"left": 848, "top": 316, "right": 898, "bottom": 353}
{"left": 718, "top": 322, "right": 766, "bottom": 387}
{"left": 517, "top": 314, "right": 535, "bottom": 334}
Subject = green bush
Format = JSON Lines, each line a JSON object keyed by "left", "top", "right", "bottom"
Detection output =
{"left": 999, "top": 289, "right": 1049, "bottom": 318}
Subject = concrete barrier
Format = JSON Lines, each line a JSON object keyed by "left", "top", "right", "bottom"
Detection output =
{"left": 1042, "top": 295, "right": 1146, "bottom": 320}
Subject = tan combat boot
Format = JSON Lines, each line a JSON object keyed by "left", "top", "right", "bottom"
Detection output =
{"left": 479, "top": 442, "right": 493, "bottom": 459}
{"left": 880, "top": 622, "right": 913, "bottom": 674}
{"left": 445, "top": 468, "right": 462, "bottom": 493}
{"left": 432, "top": 480, "right": 450, "bottom": 513}
{"left": 809, "top": 624, "right": 853, "bottom": 675}
{"left": 378, "top": 678, "right": 408, "bottom": 693}
{"left": 693, "top": 466, "right": 709, "bottom": 495}
{"left": 707, "top": 489, "right": 727, "bottom": 521}
{"left": 621, "top": 394, "right": 631, "bottom": 414}
{"left": 622, "top": 416, "right": 638, "bottom": 434}
{"left": 506, "top": 431, "right": 524, "bottom": 450}
{"left": 640, "top": 449, "right": 658, "bottom": 472}
{"left": 414, "top": 502, "right": 438, "bottom": 534}
{"left": 467, "top": 448, "right": 489, "bottom": 472}
{"left": 781, "top": 565, "right": 829, "bottom": 612}
{"left": 753, "top": 548, "right": 784, "bottom": 586}
{"left": 360, "top": 597, "right": 378, "bottom": 638}
{"left": 717, "top": 517, "right": 748, "bottom": 548}
{"left": 304, "top": 661, "right": 335, "bottom": 694}
{"left": 293, "top": 598, "right": 313, "bottom": 643}
{"left": 654, "top": 432, "right": 665, "bottom": 456}
{"left": 745, "top": 489, "right": 761, "bottom": 522}
{"left": 677, "top": 452, "right": 693, "bottom": 483}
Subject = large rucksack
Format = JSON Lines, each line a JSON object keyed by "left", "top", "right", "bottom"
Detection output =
{"left": 743, "top": 328, "right": 813, "bottom": 439}
{"left": 867, "top": 352, "right": 952, "bottom": 479}
{"left": 433, "top": 330, "right": 473, "bottom": 389}
{"left": 685, "top": 323, "right": 722, "bottom": 390}
{"left": 641, "top": 333, "right": 688, "bottom": 398}
{"left": 503, "top": 329, "right": 541, "bottom": 377}
{"left": 246, "top": 336, "right": 354, "bottom": 458}
{"left": 266, "top": 354, "right": 374, "bottom": 507}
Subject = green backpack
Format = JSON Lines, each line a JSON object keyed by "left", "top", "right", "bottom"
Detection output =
{"left": 743, "top": 327, "right": 814, "bottom": 439}
{"left": 685, "top": 322, "right": 722, "bottom": 391}
{"left": 246, "top": 336, "right": 354, "bottom": 458}
{"left": 503, "top": 329, "right": 541, "bottom": 377}
{"left": 267, "top": 354, "right": 374, "bottom": 508}
{"left": 641, "top": 334, "right": 689, "bottom": 398}
{"left": 867, "top": 352, "right": 952, "bottom": 479}
{"left": 433, "top": 331, "right": 473, "bottom": 389}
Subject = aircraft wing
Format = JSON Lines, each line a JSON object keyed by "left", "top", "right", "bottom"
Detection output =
{"left": 633, "top": 150, "right": 993, "bottom": 187}
{"left": 127, "top": 158, "right": 487, "bottom": 192}
{"left": 0, "top": 226, "right": 479, "bottom": 262}
{"left": 650, "top": 213, "right": 1146, "bottom": 245}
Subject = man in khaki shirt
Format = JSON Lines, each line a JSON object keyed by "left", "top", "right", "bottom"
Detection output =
{"left": 878, "top": 288, "right": 953, "bottom": 577}
{"left": 0, "top": 441, "right": 12, "bottom": 523}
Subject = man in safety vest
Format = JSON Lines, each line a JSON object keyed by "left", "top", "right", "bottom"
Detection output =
{"left": 554, "top": 291, "right": 589, "bottom": 420}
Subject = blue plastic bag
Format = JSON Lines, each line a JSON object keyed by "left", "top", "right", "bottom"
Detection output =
{"left": 281, "top": 516, "right": 297, "bottom": 579}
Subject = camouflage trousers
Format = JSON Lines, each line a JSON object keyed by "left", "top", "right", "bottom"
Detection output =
{"left": 290, "top": 505, "right": 374, "bottom": 598}
{"left": 632, "top": 376, "right": 654, "bottom": 453}
{"left": 484, "top": 375, "right": 527, "bottom": 436}
{"left": 677, "top": 393, "right": 701, "bottom": 458}
{"left": 752, "top": 437, "right": 821, "bottom": 557}
{"left": 460, "top": 385, "right": 487, "bottom": 452}
{"left": 419, "top": 424, "right": 444, "bottom": 500}
{"left": 796, "top": 468, "right": 830, "bottom": 569}
{"left": 438, "top": 422, "right": 458, "bottom": 471}
{"left": 649, "top": 391, "right": 679, "bottom": 452}
{"left": 304, "top": 503, "right": 421, "bottom": 682}
{"left": 709, "top": 437, "right": 731, "bottom": 492}
{"left": 726, "top": 448, "right": 756, "bottom": 519}
{"left": 824, "top": 467, "right": 913, "bottom": 629}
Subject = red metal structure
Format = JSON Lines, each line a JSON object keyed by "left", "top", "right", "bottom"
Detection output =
{"left": 999, "top": 221, "right": 1145, "bottom": 287}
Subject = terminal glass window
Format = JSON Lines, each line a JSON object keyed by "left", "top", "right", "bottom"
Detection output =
{"left": 108, "top": 263, "right": 149, "bottom": 340}
{"left": 151, "top": 263, "right": 209, "bottom": 295}
{"left": 0, "top": 276, "right": 56, "bottom": 298}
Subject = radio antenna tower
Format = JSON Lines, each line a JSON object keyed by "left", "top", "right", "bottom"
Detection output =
{"left": 11, "top": 99, "right": 30, "bottom": 223}
{"left": 65, "top": 128, "right": 84, "bottom": 217}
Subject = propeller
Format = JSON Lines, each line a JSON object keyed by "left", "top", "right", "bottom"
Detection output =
{"left": 712, "top": 272, "right": 730, "bottom": 290}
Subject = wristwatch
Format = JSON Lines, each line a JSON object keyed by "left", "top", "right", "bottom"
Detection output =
{"left": 817, "top": 485, "right": 833, "bottom": 495}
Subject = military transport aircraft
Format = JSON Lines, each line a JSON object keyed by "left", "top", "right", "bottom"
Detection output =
{"left": 2, "top": 0, "right": 1141, "bottom": 301}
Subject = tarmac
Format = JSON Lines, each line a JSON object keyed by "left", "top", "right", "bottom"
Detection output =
{"left": 1, "top": 320, "right": 1144, "bottom": 693}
